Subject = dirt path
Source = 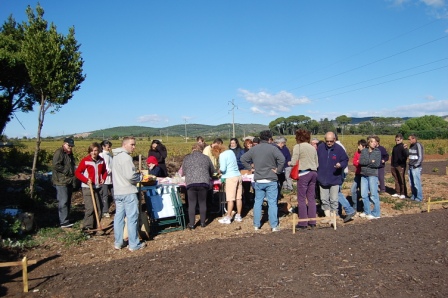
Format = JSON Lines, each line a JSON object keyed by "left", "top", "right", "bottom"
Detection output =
{"left": 1, "top": 209, "right": 447, "bottom": 297}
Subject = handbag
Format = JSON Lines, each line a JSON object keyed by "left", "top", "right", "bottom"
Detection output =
{"left": 290, "top": 161, "right": 300, "bottom": 180}
{"left": 290, "top": 144, "right": 300, "bottom": 180}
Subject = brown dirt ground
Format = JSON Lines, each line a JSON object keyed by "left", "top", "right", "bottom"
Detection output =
{"left": 1, "top": 157, "right": 447, "bottom": 297}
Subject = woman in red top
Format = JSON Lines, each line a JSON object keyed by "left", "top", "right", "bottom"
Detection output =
{"left": 75, "top": 142, "right": 107, "bottom": 231}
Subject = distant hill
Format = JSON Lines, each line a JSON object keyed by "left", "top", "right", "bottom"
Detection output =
{"left": 74, "top": 123, "right": 269, "bottom": 139}
{"left": 348, "top": 117, "right": 412, "bottom": 125}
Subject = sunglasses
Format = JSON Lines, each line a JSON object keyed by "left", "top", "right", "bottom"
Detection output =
{"left": 325, "top": 140, "right": 335, "bottom": 143}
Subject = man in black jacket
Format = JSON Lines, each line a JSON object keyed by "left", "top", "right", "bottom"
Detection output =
{"left": 391, "top": 134, "right": 409, "bottom": 199}
{"left": 52, "top": 138, "right": 76, "bottom": 228}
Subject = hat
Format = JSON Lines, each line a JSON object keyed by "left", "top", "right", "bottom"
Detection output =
{"left": 63, "top": 138, "right": 75, "bottom": 147}
{"left": 146, "top": 156, "right": 158, "bottom": 166}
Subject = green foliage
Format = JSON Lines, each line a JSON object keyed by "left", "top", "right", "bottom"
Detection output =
{"left": 401, "top": 115, "right": 448, "bottom": 138}
{"left": 37, "top": 225, "right": 88, "bottom": 247}
{"left": 0, "top": 213, "right": 22, "bottom": 237}
{"left": 0, "top": 16, "right": 34, "bottom": 135}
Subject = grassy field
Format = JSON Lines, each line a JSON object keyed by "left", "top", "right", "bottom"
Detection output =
{"left": 7, "top": 134, "right": 448, "bottom": 170}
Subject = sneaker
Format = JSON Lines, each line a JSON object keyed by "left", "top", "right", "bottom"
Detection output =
{"left": 359, "top": 212, "right": 367, "bottom": 218}
{"left": 234, "top": 214, "right": 242, "bottom": 222}
{"left": 60, "top": 223, "right": 73, "bottom": 228}
{"left": 218, "top": 216, "right": 232, "bottom": 224}
{"left": 366, "top": 214, "right": 379, "bottom": 220}
{"left": 391, "top": 194, "right": 400, "bottom": 198}
{"left": 399, "top": 195, "right": 406, "bottom": 199}
{"left": 343, "top": 212, "right": 356, "bottom": 223}
{"left": 114, "top": 243, "right": 127, "bottom": 250}
{"left": 103, "top": 212, "right": 110, "bottom": 218}
{"left": 254, "top": 226, "right": 260, "bottom": 231}
{"left": 272, "top": 226, "right": 281, "bottom": 232}
{"left": 129, "top": 242, "right": 146, "bottom": 252}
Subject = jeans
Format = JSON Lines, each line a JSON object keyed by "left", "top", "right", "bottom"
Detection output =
{"left": 350, "top": 174, "right": 361, "bottom": 211}
{"left": 361, "top": 175, "right": 380, "bottom": 217}
{"left": 55, "top": 185, "right": 73, "bottom": 225}
{"left": 283, "top": 167, "right": 293, "bottom": 190}
{"left": 319, "top": 185, "right": 339, "bottom": 212}
{"left": 114, "top": 193, "right": 140, "bottom": 250}
{"left": 253, "top": 181, "right": 278, "bottom": 228}
{"left": 408, "top": 167, "right": 423, "bottom": 201}
{"left": 297, "top": 171, "right": 317, "bottom": 227}
{"left": 338, "top": 191, "right": 355, "bottom": 215}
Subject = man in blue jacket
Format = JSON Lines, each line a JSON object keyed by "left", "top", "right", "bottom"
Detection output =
{"left": 317, "top": 132, "right": 349, "bottom": 224}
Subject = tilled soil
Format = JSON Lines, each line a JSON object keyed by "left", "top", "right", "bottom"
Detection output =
{"left": 11, "top": 209, "right": 448, "bottom": 297}
{"left": 0, "top": 157, "right": 447, "bottom": 297}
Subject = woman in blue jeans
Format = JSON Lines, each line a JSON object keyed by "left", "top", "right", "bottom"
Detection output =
{"left": 359, "top": 137, "right": 381, "bottom": 219}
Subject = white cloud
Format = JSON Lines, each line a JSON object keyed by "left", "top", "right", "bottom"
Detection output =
{"left": 136, "top": 114, "right": 168, "bottom": 124}
{"left": 421, "top": 0, "right": 445, "bottom": 8}
{"left": 238, "top": 89, "right": 310, "bottom": 116}
{"left": 425, "top": 95, "right": 436, "bottom": 100}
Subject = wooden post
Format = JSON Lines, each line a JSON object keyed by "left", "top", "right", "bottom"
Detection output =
{"left": 292, "top": 213, "right": 296, "bottom": 234}
{"left": 22, "top": 257, "right": 29, "bottom": 292}
{"left": 0, "top": 257, "right": 37, "bottom": 293}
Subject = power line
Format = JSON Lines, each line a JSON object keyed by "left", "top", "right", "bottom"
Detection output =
{"left": 278, "top": 19, "right": 441, "bottom": 89}
{"left": 287, "top": 34, "right": 448, "bottom": 92}
{"left": 307, "top": 57, "right": 448, "bottom": 97}
{"left": 311, "top": 64, "right": 448, "bottom": 101}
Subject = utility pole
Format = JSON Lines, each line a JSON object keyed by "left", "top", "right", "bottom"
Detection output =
{"left": 228, "top": 99, "right": 238, "bottom": 138}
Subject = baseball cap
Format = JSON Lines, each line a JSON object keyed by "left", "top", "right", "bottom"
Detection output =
{"left": 63, "top": 138, "right": 75, "bottom": 147}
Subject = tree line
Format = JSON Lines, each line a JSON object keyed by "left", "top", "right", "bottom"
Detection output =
{"left": 268, "top": 115, "right": 448, "bottom": 139}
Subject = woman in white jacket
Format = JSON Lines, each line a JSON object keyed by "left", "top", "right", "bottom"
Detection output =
{"left": 99, "top": 140, "right": 113, "bottom": 217}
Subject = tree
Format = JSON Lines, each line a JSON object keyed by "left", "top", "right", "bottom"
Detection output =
{"left": 21, "top": 4, "right": 85, "bottom": 196}
{"left": 319, "top": 118, "right": 335, "bottom": 134}
{"left": 335, "top": 115, "right": 352, "bottom": 136}
{"left": 0, "top": 16, "right": 34, "bottom": 135}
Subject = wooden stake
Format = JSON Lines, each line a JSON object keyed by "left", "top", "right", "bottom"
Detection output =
{"left": 89, "top": 183, "right": 102, "bottom": 230}
{"left": 22, "top": 257, "right": 29, "bottom": 293}
{"left": 292, "top": 213, "right": 296, "bottom": 234}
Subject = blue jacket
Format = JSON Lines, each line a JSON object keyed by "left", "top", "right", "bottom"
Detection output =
{"left": 316, "top": 142, "right": 348, "bottom": 186}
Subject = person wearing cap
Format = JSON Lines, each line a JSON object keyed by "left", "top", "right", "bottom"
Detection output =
{"left": 146, "top": 156, "right": 163, "bottom": 177}
{"left": 52, "top": 138, "right": 76, "bottom": 228}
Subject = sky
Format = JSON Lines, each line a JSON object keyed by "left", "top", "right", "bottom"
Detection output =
{"left": 1, "top": 0, "right": 447, "bottom": 138}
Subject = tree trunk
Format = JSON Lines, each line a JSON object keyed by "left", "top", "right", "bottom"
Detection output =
{"left": 29, "top": 95, "right": 46, "bottom": 198}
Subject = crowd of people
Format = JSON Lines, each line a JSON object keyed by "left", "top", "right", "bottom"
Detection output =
{"left": 51, "top": 130, "right": 424, "bottom": 251}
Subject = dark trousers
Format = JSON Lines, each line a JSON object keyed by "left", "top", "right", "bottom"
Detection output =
{"left": 391, "top": 165, "right": 407, "bottom": 196}
{"left": 100, "top": 184, "right": 113, "bottom": 213}
{"left": 187, "top": 186, "right": 208, "bottom": 226}
{"left": 297, "top": 171, "right": 317, "bottom": 227}
{"left": 378, "top": 167, "right": 386, "bottom": 192}
{"left": 55, "top": 185, "right": 73, "bottom": 225}
{"left": 82, "top": 187, "right": 102, "bottom": 229}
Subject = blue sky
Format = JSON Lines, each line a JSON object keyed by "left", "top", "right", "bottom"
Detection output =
{"left": 1, "top": 0, "right": 447, "bottom": 138}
